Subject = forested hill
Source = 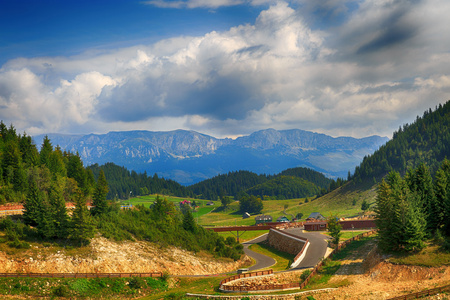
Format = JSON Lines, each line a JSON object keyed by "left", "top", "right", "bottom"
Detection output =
{"left": 352, "top": 101, "right": 450, "bottom": 182}
{"left": 0, "top": 122, "right": 96, "bottom": 205}
{"left": 186, "top": 167, "right": 332, "bottom": 200}
{"left": 89, "top": 163, "right": 332, "bottom": 201}
{"left": 88, "top": 163, "right": 194, "bottom": 200}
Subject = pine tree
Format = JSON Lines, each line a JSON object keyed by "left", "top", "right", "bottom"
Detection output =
{"left": 70, "top": 189, "right": 96, "bottom": 245}
{"left": 327, "top": 215, "right": 342, "bottom": 246}
{"left": 67, "top": 153, "right": 87, "bottom": 195}
{"left": 375, "top": 172, "right": 401, "bottom": 251}
{"left": 436, "top": 159, "right": 450, "bottom": 235}
{"left": 37, "top": 196, "right": 56, "bottom": 239}
{"left": 406, "top": 163, "right": 437, "bottom": 235}
{"left": 182, "top": 209, "right": 197, "bottom": 233}
{"left": 91, "top": 170, "right": 109, "bottom": 216}
{"left": 49, "top": 179, "right": 69, "bottom": 239}
{"left": 401, "top": 191, "right": 426, "bottom": 251}
{"left": 22, "top": 179, "right": 43, "bottom": 227}
{"left": 39, "top": 136, "right": 53, "bottom": 168}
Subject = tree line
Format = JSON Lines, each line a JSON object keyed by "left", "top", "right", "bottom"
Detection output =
{"left": 0, "top": 123, "right": 243, "bottom": 259}
{"left": 376, "top": 161, "right": 450, "bottom": 252}
{"left": 352, "top": 101, "right": 450, "bottom": 183}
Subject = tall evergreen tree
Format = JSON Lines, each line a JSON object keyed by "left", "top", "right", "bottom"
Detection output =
{"left": 182, "top": 208, "right": 197, "bottom": 233}
{"left": 23, "top": 179, "right": 43, "bottom": 227}
{"left": 39, "top": 136, "right": 53, "bottom": 168}
{"left": 435, "top": 159, "right": 450, "bottom": 235}
{"left": 49, "top": 179, "right": 69, "bottom": 238}
{"left": 70, "top": 189, "right": 96, "bottom": 245}
{"left": 91, "top": 169, "right": 109, "bottom": 216}
{"left": 406, "top": 163, "right": 438, "bottom": 235}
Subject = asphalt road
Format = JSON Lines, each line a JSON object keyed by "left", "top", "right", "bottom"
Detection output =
{"left": 242, "top": 233, "right": 276, "bottom": 271}
{"left": 241, "top": 229, "right": 330, "bottom": 271}
{"left": 284, "top": 228, "right": 331, "bottom": 269}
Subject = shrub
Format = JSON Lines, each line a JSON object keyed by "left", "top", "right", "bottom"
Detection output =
{"left": 128, "top": 277, "right": 145, "bottom": 289}
{"left": 300, "top": 269, "right": 312, "bottom": 282}
{"left": 53, "top": 285, "right": 69, "bottom": 297}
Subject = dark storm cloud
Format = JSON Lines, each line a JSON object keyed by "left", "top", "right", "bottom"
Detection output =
{"left": 356, "top": 9, "right": 418, "bottom": 54}
{"left": 97, "top": 72, "right": 261, "bottom": 122}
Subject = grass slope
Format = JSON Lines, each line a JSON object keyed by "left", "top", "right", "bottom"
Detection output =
{"left": 198, "top": 178, "right": 377, "bottom": 227}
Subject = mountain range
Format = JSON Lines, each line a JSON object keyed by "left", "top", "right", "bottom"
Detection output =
{"left": 33, "top": 129, "right": 388, "bottom": 185}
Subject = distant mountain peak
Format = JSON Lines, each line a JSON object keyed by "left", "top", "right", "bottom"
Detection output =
{"left": 33, "top": 128, "right": 388, "bottom": 185}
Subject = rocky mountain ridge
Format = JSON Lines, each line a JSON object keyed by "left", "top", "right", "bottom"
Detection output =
{"left": 33, "top": 129, "right": 388, "bottom": 185}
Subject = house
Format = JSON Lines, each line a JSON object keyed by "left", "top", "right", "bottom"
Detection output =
{"left": 255, "top": 214, "right": 273, "bottom": 224}
{"left": 179, "top": 200, "right": 191, "bottom": 206}
{"left": 276, "top": 216, "right": 290, "bottom": 223}
{"left": 243, "top": 212, "right": 251, "bottom": 219}
{"left": 206, "top": 201, "right": 214, "bottom": 206}
{"left": 304, "top": 221, "right": 328, "bottom": 231}
{"left": 306, "top": 212, "right": 325, "bottom": 221}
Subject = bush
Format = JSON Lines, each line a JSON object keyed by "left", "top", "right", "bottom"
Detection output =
{"left": 128, "top": 277, "right": 145, "bottom": 289}
{"left": 300, "top": 269, "right": 312, "bottom": 282}
{"left": 53, "top": 285, "right": 69, "bottom": 297}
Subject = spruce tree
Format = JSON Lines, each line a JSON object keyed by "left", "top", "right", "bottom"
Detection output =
{"left": 70, "top": 189, "right": 96, "bottom": 245}
{"left": 436, "top": 160, "right": 450, "bottom": 235}
{"left": 49, "top": 179, "right": 69, "bottom": 238}
{"left": 406, "top": 163, "right": 437, "bottom": 235}
{"left": 327, "top": 215, "right": 342, "bottom": 246}
{"left": 23, "top": 179, "right": 43, "bottom": 227}
{"left": 182, "top": 209, "right": 197, "bottom": 233}
{"left": 91, "top": 170, "right": 109, "bottom": 216}
{"left": 39, "top": 136, "right": 53, "bottom": 168}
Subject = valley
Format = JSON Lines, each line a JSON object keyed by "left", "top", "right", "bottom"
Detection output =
{"left": 0, "top": 102, "right": 449, "bottom": 299}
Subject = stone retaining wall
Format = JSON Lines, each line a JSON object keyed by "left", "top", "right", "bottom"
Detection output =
{"left": 267, "top": 229, "right": 305, "bottom": 255}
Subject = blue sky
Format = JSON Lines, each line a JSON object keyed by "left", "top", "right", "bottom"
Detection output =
{"left": 1, "top": 0, "right": 449, "bottom": 139}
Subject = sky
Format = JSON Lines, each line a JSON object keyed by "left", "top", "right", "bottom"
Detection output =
{"left": 1, "top": 0, "right": 449, "bottom": 139}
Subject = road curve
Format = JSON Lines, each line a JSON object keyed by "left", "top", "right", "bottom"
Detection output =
{"left": 283, "top": 228, "right": 331, "bottom": 269}
{"left": 241, "top": 233, "right": 276, "bottom": 271}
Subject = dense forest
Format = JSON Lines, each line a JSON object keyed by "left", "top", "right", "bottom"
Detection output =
{"left": 88, "top": 163, "right": 194, "bottom": 200}
{"left": 353, "top": 101, "right": 450, "bottom": 182}
{"left": 89, "top": 164, "right": 334, "bottom": 201}
{"left": 376, "top": 161, "right": 450, "bottom": 252}
{"left": 0, "top": 124, "right": 242, "bottom": 259}
{"left": 187, "top": 167, "right": 332, "bottom": 200}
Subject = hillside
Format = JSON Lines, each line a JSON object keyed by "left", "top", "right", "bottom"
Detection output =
{"left": 353, "top": 101, "right": 450, "bottom": 181}
{"left": 187, "top": 167, "right": 331, "bottom": 200}
{"left": 0, "top": 237, "right": 248, "bottom": 275}
{"left": 34, "top": 128, "right": 388, "bottom": 184}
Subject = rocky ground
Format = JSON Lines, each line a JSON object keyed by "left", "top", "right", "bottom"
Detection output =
{"left": 0, "top": 237, "right": 251, "bottom": 275}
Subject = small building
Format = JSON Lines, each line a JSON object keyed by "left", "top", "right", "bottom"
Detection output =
{"left": 304, "top": 221, "right": 328, "bottom": 231}
{"left": 255, "top": 214, "right": 273, "bottom": 224}
{"left": 276, "top": 216, "right": 290, "bottom": 223}
{"left": 306, "top": 212, "right": 325, "bottom": 221}
{"left": 243, "top": 212, "right": 251, "bottom": 219}
{"left": 206, "top": 201, "right": 214, "bottom": 206}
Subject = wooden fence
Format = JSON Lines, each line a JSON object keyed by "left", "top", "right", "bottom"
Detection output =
{"left": 0, "top": 272, "right": 163, "bottom": 279}
{"left": 387, "top": 284, "right": 450, "bottom": 300}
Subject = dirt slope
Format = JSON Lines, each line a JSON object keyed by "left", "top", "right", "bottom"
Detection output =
{"left": 0, "top": 237, "right": 251, "bottom": 275}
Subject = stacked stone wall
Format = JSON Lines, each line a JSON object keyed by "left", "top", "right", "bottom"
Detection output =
{"left": 267, "top": 229, "right": 305, "bottom": 256}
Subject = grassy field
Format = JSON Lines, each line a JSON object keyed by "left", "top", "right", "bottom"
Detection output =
{"left": 388, "top": 244, "right": 450, "bottom": 267}
{"left": 197, "top": 179, "right": 377, "bottom": 227}
{"left": 127, "top": 178, "right": 377, "bottom": 229}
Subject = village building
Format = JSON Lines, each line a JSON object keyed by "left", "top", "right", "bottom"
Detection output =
{"left": 255, "top": 214, "right": 273, "bottom": 224}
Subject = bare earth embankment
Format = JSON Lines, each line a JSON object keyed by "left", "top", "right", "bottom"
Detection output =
{"left": 0, "top": 237, "right": 251, "bottom": 275}
{"left": 313, "top": 240, "right": 450, "bottom": 300}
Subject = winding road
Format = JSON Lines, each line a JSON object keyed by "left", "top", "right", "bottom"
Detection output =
{"left": 242, "top": 233, "right": 276, "bottom": 271}
{"left": 242, "top": 229, "right": 330, "bottom": 271}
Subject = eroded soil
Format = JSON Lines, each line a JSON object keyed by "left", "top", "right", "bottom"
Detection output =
{"left": 0, "top": 237, "right": 251, "bottom": 275}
